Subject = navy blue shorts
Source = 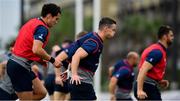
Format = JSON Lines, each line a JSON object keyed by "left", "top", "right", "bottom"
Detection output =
{"left": 69, "top": 82, "right": 97, "bottom": 100}
{"left": 54, "top": 80, "right": 69, "bottom": 94}
{"left": 44, "top": 74, "right": 55, "bottom": 95}
{"left": 6, "top": 59, "right": 36, "bottom": 92}
{"left": 0, "top": 88, "right": 18, "bottom": 100}
{"left": 134, "top": 81, "right": 162, "bottom": 100}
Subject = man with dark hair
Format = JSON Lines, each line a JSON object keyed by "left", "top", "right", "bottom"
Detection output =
{"left": 55, "top": 17, "right": 117, "bottom": 100}
{"left": 134, "top": 25, "right": 174, "bottom": 100}
{"left": 4, "top": 3, "right": 62, "bottom": 100}
{"left": 108, "top": 51, "right": 139, "bottom": 101}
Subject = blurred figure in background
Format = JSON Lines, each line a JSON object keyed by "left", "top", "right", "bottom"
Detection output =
{"left": 44, "top": 39, "right": 72, "bottom": 100}
{"left": 0, "top": 41, "right": 15, "bottom": 79}
{"left": 75, "top": 31, "right": 88, "bottom": 40}
{"left": 108, "top": 51, "right": 139, "bottom": 101}
{"left": 54, "top": 40, "right": 73, "bottom": 100}
{"left": 44, "top": 45, "right": 60, "bottom": 100}
{"left": 134, "top": 25, "right": 174, "bottom": 100}
{"left": 0, "top": 40, "right": 18, "bottom": 100}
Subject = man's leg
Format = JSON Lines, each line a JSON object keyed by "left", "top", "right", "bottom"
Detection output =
{"left": 0, "top": 87, "right": 18, "bottom": 100}
{"left": 65, "top": 93, "right": 70, "bottom": 100}
{"left": 69, "top": 82, "right": 96, "bottom": 100}
{"left": 44, "top": 74, "right": 55, "bottom": 100}
{"left": 54, "top": 81, "right": 69, "bottom": 100}
{"left": 7, "top": 59, "right": 46, "bottom": 100}
{"left": 32, "top": 77, "right": 47, "bottom": 100}
{"left": 14, "top": 75, "right": 47, "bottom": 100}
{"left": 54, "top": 91, "right": 66, "bottom": 100}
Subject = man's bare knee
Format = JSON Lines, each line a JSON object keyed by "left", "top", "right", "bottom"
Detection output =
{"left": 33, "top": 91, "right": 47, "bottom": 100}
{"left": 16, "top": 91, "right": 33, "bottom": 100}
{"left": 32, "top": 78, "right": 47, "bottom": 100}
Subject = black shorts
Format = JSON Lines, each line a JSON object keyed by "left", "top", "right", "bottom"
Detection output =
{"left": 6, "top": 59, "right": 36, "bottom": 92}
{"left": 0, "top": 88, "right": 18, "bottom": 100}
{"left": 134, "top": 81, "right": 162, "bottom": 100}
{"left": 44, "top": 74, "right": 55, "bottom": 95}
{"left": 69, "top": 82, "right": 97, "bottom": 100}
{"left": 54, "top": 80, "right": 69, "bottom": 94}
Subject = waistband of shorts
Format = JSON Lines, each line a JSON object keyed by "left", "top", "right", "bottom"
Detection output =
{"left": 117, "top": 87, "right": 131, "bottom": 93}
{"left": 144, "top": 76, "right": 159, "bottom": 86}
{"left": 11, "top": 54, "right": 33, "bottom": 64}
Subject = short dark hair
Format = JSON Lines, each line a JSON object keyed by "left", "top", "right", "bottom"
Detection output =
{"left": 41, "top": 3, "right": 61, "bottom": 17}
{"left": 99, "top": 17, "right": 116, "bottom": 30}
{"left": 76, "top": 31, "right": 88, "bottom": 39}
{"left": 158, "top": 25, "right": 173, "bottom": 39}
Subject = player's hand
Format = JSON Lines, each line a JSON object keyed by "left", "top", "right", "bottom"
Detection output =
{"left": 70, "top": 74, "right": 83, "bottom": 85}
{"left": 55, "top": 75, "right": 64, "bottom": 87}
{"left": 110, "top": 94, "right": 116, "bottom": 101}
{"left": 60, "top": 71, "right": 68, "bottom": 81}
{"left": 53, "top": 59, "right": 62, "bottom": 68}
{"left": 137, "top": 90, "right": 147, "bottom": 99}
{"left": 159, "top": 80, "right": 169, "bottom": 89}
{"left": 39, "top": 60, "right": 48, "bottom": 67}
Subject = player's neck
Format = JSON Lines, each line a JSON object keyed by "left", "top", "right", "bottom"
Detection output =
{"left": 41, "top": 17, "right": 48, "bottom": 25}
{"left": 97, "top": 31, "right": 105, "bottom": 41}
{"left": 127, "top": 59, "right": 133, "bottom": 67}
{"left": 158, "top": 40, "right": 168, "bottom": 48}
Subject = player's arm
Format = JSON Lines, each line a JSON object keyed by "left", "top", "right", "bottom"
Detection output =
{"left": 32, "top": 40, "right": 51, "bottom": 61}
{"left": 55, "top": 51, "right": 68, "bottom": 63}
{"left": 71, "top": 47, "right": 88, "bottom": 75}
{"left": 32, "top": 26, "right": 60, "bottom": 67}
{"left": 137, "top": 49, "right": 162, "bottom": 99}
{"left": 55, "top": 51, "right": 68, "bottom": 76}
{"left": 109, "top": 76, "right": 117, "bottom": 101}
{"left": 70, "top": 39, "right": 98, "bottom": 85}
{"left": 108, "top": 66, "right": 114, "bottom": 78}
{"left": 137, "top": 61, "right": 152, "bottom": 99}
{"left": 55, "top": 42, "right": 79, "bottom": 63}
{"left": 55, "top": 43, "right": 76, "bottom": 76}
{"left": 70, "top": 47, "right": 88, "bottom": 85}
{"left": 32, "top": 26, "right": 51, "bottom": 61}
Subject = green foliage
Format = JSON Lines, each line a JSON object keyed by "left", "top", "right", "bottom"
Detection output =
{"left": 84, "top": 16, "right": 93, "bottom": 32}
{"left": 121, "top": 14, "right": 163, "bottom": 42}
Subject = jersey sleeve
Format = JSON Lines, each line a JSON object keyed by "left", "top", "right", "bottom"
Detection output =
{"left": 145, "top": 49, "right": 163, "bottom": 66}
{"left": 64, "top": 42, "right": 79, "bottom": 59}
{"left": 81, "top": 39, "right": 98, "bottom": 54}
{"left": 112, "top": 67, "right": 130, "bottom": 80}
{"left": 33, "top": 25, "right": 48, "bottom": 43}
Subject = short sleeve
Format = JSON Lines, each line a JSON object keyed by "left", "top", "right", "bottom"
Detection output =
{"left": 81, "top": 39, "right": 98, "bottom": 54}
{"left": 64, "top": 42, "right": 79, "bottom": 59}
{"left": 146, "top": 49, "right": 163, "bottom": 66}
{"left": 33, "top": 25, "right": 48, "bottom": 43}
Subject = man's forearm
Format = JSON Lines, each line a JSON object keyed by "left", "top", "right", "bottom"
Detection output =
{"left": 137, "top": 69, "right": 147, "bottom": 91}
{"left": 55, "top": 68, "right": 61, "bottom": 76}
{"left": 71, "top": 55, "right": 80, "bottom": 75}
{"left": 33, "top": 47, "right": 51, "bottom": 61}
{"left": 109, "top": 77, "right": 117, "bottom": 95}
{"left": 55, "top": 51, "right": 68, "bottom": 62}
{"left": 109, "top": 83, "right": 116, "bottom": 95}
